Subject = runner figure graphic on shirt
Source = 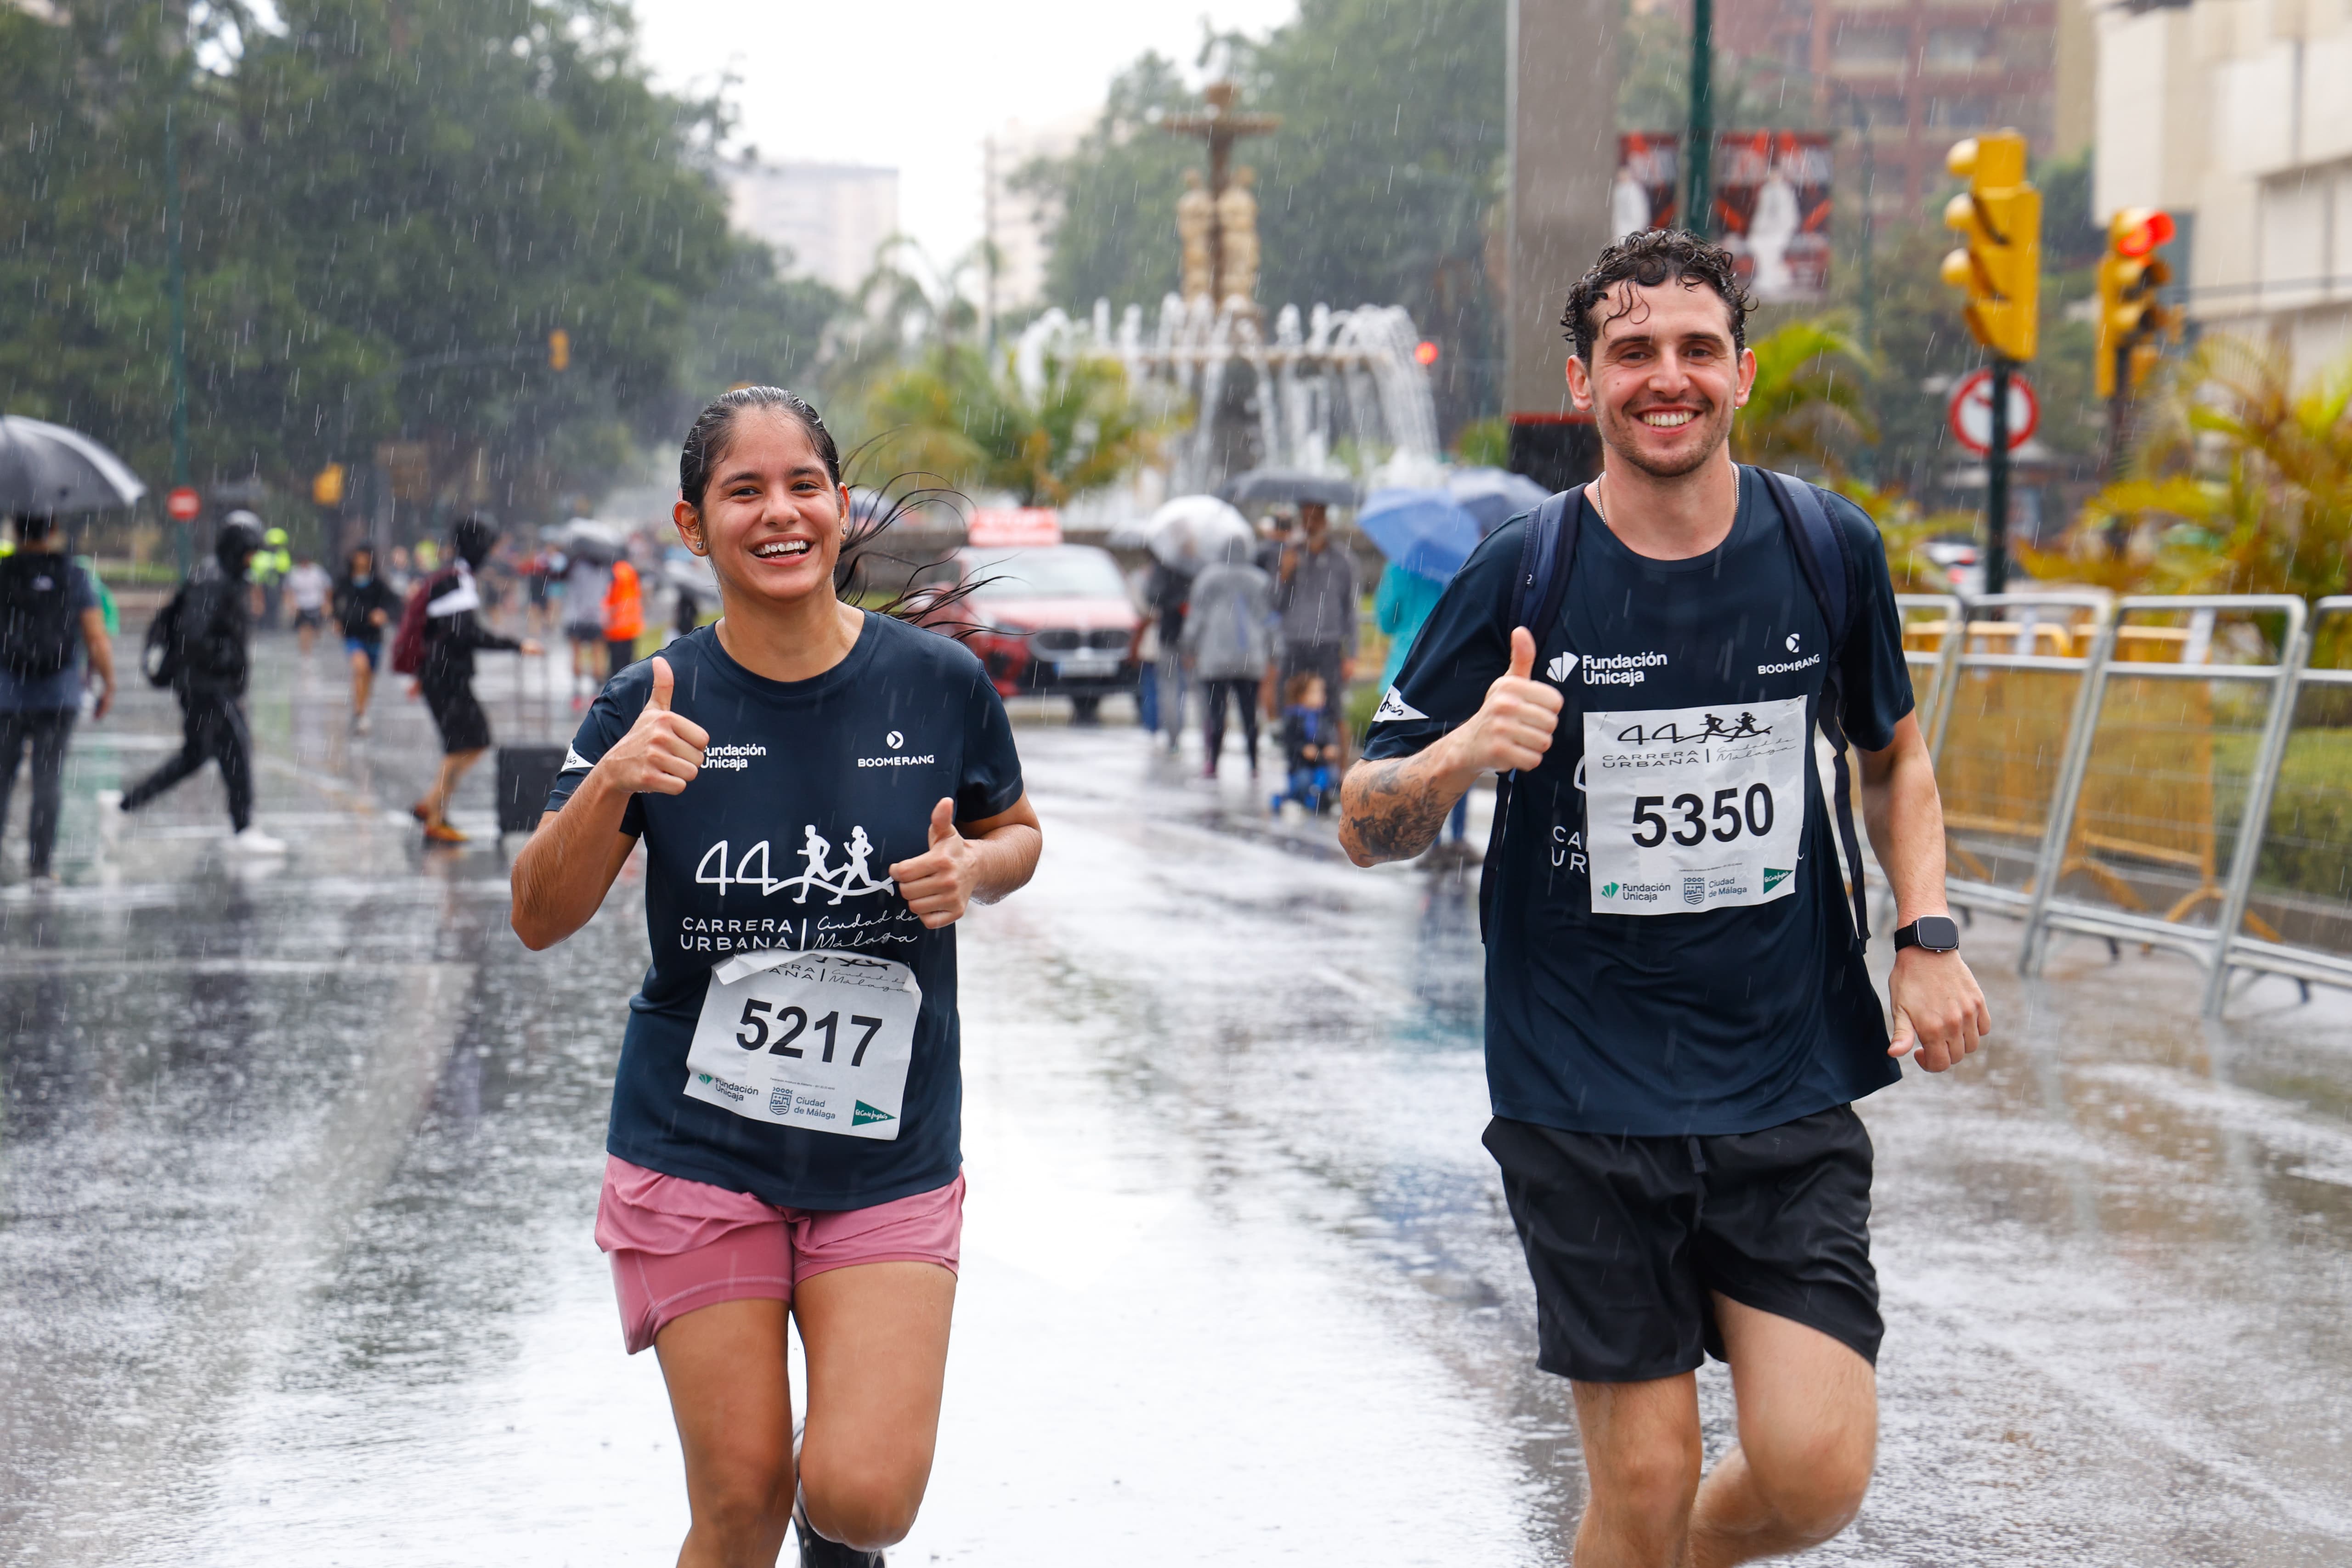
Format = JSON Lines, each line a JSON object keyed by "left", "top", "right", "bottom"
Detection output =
{"left": 787, "top": 822, "right": 895, "bottom": 905}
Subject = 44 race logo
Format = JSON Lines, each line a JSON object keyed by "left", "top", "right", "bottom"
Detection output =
{"left": 695, "top": 826, "right": 896, "bottom": 906}
{"left": 1614, "top": 712, "right": 1773, "bottom": 746}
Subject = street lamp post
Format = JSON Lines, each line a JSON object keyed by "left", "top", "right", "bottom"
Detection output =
{"left": 1685, "top": 0, "right": 1713, "bottom": 237}
{"left": 165, "top": 67, "right": 193, "bottom": 574}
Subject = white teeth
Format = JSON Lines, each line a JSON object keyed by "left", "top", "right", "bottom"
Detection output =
{"left": 1640, "top": 411, "right": 1696, "bottom": 428}
{"left": 752, "top": 539, "right": 811, "bottom": 559}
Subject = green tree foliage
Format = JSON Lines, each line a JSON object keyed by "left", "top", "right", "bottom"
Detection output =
{"left": 0, "top": 0, "right": 740, "bottom": 514}
{"left": 865, "top": 346, "right": 1155, "bottom": 508}
{"left": 2066, "top": 336, "right": 2352, "bottom": 607}
{"left": 1024, "top": 0, "right": 1506, "bottom": 436}
{"left": 1731, "top": 319, "right": 1875, "bottom": 472}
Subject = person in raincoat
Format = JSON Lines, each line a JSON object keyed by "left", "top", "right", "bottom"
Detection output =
{"left": 1179, "top": 534, "right": 1272, "bottom": 777}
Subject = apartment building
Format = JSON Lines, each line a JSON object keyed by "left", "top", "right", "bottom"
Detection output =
{"left": 2096, "top": 0, "right": 2352, "bottom": 372}
{"left": 721, "top": 157, "right": 899, "bottom": 297}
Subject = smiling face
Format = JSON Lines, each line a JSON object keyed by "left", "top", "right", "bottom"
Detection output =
{"left": 1565, "top": 278, "right": 1757, "bottom": 481}
{"left": 671, "top": 409, "right": 850, "bottom": 610}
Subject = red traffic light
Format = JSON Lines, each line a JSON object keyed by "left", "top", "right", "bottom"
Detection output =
{"left": 2113, "top": 208, "right": 2175, "bottom": 259}
{"left": 1413, "top": 340, "right": 1440, "bottom": 367}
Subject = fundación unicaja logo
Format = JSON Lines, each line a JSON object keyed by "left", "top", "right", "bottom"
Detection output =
{"left": 1600, "top": 882, "right": 1619, "bottom": 898}
{"left": 1547, "top": 651, "right": 1579, "bottom": 683}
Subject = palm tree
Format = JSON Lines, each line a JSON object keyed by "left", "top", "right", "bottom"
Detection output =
{"left": 1731, "top": 319, "right": 1877, "bottom": 475}
{"left": 2066, "top": 335, "right": 2352, "bottom": 604}
{"left": 863, "top": 344, "right": 1155, "bottom": 508}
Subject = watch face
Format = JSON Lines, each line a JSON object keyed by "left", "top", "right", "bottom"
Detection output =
{"left": 1914, "top": 915, "right": 1961, "bottom": 952}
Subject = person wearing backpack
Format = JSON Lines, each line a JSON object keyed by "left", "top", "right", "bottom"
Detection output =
{"left": 108, "top": 512, "right": 283, "bottom": 854}
{"left": 1338, "top": 229, "right": 1990, "bottom": 1568}
{"left": 0, "top": 514, "right": 115, "bottom": 883}
{"left": 408, "top": 514, "right": 540, "bottom": 845}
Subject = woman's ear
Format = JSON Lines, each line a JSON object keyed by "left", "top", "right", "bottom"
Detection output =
{"left": 672, "top": 496, "right": 707, "bottom": 556}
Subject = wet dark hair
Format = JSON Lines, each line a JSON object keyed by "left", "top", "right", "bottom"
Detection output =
{"left": 1562, "top": 229, "right": 1753, "bottom": 364}
{"left": 679, "top": 386, "right": 841, "bottom": 507}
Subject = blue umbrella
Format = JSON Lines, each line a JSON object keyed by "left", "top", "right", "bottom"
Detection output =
{"left": 1357, "top": 487, "right": 1484, "bottom": 582}
{"left": 1447, "top": 466, "right": 1550, "bottom": 536}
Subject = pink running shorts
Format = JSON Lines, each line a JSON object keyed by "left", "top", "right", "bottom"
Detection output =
{"left": 595, "top": 1156, "right": 964, "bottom": 1355}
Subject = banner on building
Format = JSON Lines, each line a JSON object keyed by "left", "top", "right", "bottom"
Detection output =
{"left": 1614, "top": 132, "right": 1833, "bottom": 305}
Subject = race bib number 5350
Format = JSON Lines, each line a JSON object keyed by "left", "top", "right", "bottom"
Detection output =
{"left": 1584, "top": 696, "right": 1807, "bottom": 915}
{"left": 684, "top": 950, "right": 922, "bottom": 1139}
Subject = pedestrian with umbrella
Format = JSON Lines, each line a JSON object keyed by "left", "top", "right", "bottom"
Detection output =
{"left": 1360, "top": 486, "right": 1488, "bottom": 858}
{"left": 1271, "top": 498, "right": 1359, "bottom": 757}
{"left": 1142, "top": 496, "right": 1252, "bottom": 755}
{"left": 0, "top": 415, "right": 141, "bottom": 884}
{"left": 1179, "top": 532, "right": 1272, "bottom": 778}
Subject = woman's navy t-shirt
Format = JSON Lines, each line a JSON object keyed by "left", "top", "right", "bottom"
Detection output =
{"left": 547, "top": 614, "right": 1024, "bottom": 1211}
{"left": 1363, "top": 469, "right": 1912, "bottom": 1138}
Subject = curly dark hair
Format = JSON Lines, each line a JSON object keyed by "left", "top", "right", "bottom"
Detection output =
{"left": 1561, "top": 229, "right": 1753, "bottom": 364}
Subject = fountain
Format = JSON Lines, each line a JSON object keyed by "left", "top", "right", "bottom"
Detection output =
{"left": 1013, "top": 79, "right": 1444, "bottom": 502}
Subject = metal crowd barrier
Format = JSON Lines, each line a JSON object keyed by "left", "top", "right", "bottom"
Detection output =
{"left": 1929, "top": 593, "right": 2116, "bottom": 919}
{"left": 2188, "top": 595, "right": 2352, "bottom": 1008}
{"left": 2014, "top": 596, "right": 2307, "bottom": 1013}
{"left": 1908, "top": 590, "right": 2352, "bottom": 1017}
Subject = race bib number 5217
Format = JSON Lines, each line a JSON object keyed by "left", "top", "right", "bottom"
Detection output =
{"left": 684, "top": 949, "right": 922, "bottom": 1139}
{"left": 1583, "top": 696, "right": 1807, "bottom": 915}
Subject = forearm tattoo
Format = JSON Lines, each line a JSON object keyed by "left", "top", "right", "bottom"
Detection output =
{"left": 1342, "top": 755, "right": 1455, "bottom": 863}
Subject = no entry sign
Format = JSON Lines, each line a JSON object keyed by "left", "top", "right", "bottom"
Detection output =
{"left": 165, "top": 486, "right": 201, "bottom": 522}
{"left": 1947, "top": 369, "right": 2039, "bottom": 458}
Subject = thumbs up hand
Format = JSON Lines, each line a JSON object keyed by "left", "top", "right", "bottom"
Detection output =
{"left": 888, "top": 798, "right": 979, "bottom": 929}
{"left": 595, "top": 655, "right": 710, "bottom": 797}
{"left": 1446, "top": 626, "right": 1564, "bottom": 779}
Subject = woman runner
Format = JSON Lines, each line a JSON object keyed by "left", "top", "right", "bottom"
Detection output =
{"left": 511, "top": 387, "right": 1041, "bottom": 1568}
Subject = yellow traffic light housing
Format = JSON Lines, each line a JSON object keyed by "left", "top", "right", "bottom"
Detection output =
{"left": 548, "top": 328, "right": 571, "bottom": 372}
{"left": 1940, "top": 132, "right": 2041, "bottom": 362}
{"left": 311, "top": 462, "right": 346, "bottom": 507}
{"left": 2095, "top": 208, "right": 2176, "bottom": 398}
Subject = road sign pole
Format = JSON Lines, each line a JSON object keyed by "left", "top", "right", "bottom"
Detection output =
{"left": 1985, "top": 358, "right": 2011, "bottom": 596}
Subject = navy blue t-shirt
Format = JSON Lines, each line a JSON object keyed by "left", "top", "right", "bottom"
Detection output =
{"left": 547, "top": 615, "right": 1025, "bottom": 1210}
{"left": 1363, "top": 468, "right": 1912, "bottom": 1137}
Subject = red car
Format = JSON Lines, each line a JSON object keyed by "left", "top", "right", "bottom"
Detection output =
{"left": 916, "top": 544, "right": 1139, "bottom": 723}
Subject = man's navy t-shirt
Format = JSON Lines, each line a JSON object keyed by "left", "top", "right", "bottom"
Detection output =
{"left": 547, "top": 615, "right": 1024, "bottom": 1210}
{"left": 1363, "top": 468, "right": 1912, "bottom": 1138}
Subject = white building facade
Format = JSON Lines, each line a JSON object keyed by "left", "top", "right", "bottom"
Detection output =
{"left": 722, "top": 158, "right": 899, "bottom": 297}
{"left": 2097, "top": 0, "right": 2352, "bottom": 374}
{"left": 983, "top": 112, "right": 1091, "bottom": 325}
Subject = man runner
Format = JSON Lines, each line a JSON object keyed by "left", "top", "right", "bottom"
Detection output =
{"left": 1338, "top": 229, "right": 1989, "bottom": 1566}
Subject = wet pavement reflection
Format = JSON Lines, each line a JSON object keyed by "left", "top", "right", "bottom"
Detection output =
{"left": 3, "top": 639, "right": 2349, "bottom": 1565}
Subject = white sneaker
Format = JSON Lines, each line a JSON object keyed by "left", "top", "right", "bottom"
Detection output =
{"left": 95, "top": 789, "right": 124, "bottom": 836}
{"left": 230, "top": 826, "right": 288, "bottom": 855}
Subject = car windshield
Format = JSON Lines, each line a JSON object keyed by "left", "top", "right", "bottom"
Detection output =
{"left": 962, "top": 547, "right": 1127, "bottom": 600}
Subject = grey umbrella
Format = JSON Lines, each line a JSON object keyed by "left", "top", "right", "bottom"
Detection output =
{"left": 1216, "top": 468, "right": 1361, "bottom": 510}
{"left": 0, "top": 415, "right": 147, "bottom": 515}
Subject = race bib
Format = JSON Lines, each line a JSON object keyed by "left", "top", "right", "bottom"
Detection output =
{"left": 1583, "top": 696, "right": 1807, "bottom": 915}
{"left": 684, "top": 949, "right": 922, "bottom": 1140}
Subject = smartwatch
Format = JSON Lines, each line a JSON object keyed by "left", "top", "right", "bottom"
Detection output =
{"left": 1894, "top": 915, "right": 1961, "bottom": 954}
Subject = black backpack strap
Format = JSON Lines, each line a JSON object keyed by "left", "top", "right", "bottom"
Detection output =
{"left": 1481, "top": 486, "right": 1584, "bottom": 942}
{"left": 1758, "top": 469, "right": 1870, "bottom": 947}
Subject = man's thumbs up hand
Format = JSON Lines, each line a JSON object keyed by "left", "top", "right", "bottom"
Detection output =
{"left": 890, "top": 797, "right": 978, "bottom": 929}
{"left": 1444, "top": 625, "right": 1564, "bottom": 781}
{"left": 594, "top": 654, "right": 710, "bottom": 797}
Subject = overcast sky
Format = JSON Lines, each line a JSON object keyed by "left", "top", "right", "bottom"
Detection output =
{"left": 627, "top": 0, "right": 1300, "bottom": 267}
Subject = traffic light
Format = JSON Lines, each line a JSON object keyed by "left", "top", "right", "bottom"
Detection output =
{"left": 1940, "top": 131, "right": 2041, "bottom": 363}
{"left": 2096, "top": 208, "right": 2176, "bottom": 398}
{"left": 548, "top": 328, "right": 571, "bottom": 372}
{"left": 311, "top": 463, "right": 345, "bottom": 507}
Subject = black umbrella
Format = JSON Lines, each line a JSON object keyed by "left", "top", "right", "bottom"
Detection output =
{"left": 0, "top": 415, "right": 147, "bottom": 515}
{"left": 1217, "top": 468, "right": 1361, "bottom": 509}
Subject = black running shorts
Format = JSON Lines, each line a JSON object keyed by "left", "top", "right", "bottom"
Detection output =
{"left": 422, "top": 674, "right": 492, "bottom": 754}
{"left": 1483, "top": 1104, "right": 1882, "bottom": 1384}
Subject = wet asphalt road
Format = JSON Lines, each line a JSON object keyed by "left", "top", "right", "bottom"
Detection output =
{"left": 3, "top": 635, "right": 2351, "bottom": 1566}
